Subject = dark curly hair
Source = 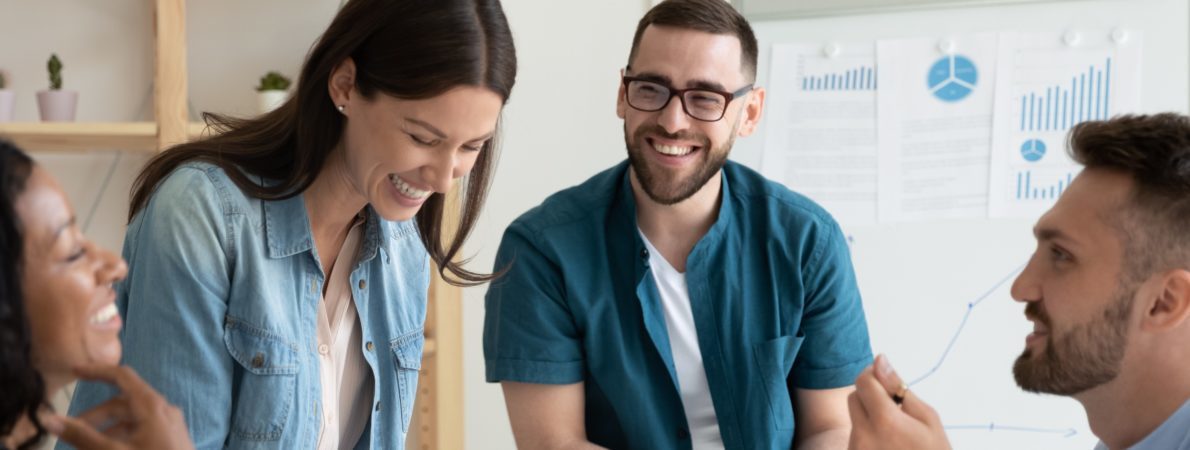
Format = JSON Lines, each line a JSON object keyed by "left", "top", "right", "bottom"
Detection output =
{"left": 1068, "top": 112, "right": 1190, "bottom": 280}
{"left": 0, "top": 139, "right": 47, "bottom": 450}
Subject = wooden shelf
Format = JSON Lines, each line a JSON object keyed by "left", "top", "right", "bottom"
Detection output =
{"left": 0, "top": 121, "right": 216, "bottom": 152}
{"left": 0, "top": 122, "right": 159, "bottom": 152}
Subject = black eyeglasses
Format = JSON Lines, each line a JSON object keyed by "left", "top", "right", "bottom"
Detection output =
{"left": 622, "top": 76, "right": 754, "bottom": 122}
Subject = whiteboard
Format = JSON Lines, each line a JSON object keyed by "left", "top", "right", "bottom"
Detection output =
{"left": 730, "top": 0, "right": 1189, "bottom": 448}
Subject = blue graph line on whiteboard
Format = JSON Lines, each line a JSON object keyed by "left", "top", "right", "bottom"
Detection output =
{"left": 945, "top": 423, "right": 1078, "bottom": 438}
{"left": 907, "top": 264, "right": 1026, "bottom": 387}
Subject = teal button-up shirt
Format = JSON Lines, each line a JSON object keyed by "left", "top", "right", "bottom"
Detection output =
{"left": 484, "top": 160, "right": 873, "bottom": 449}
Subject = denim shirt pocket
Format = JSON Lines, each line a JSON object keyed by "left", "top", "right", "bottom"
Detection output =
{"left": 390, "top": 328, "right": 424, "bottom": 434}
{"left": 223, "top": 319, "right": 300, "bottom": 442}
{"left": 753, "top": 333, "right": 806, "bottom": 431}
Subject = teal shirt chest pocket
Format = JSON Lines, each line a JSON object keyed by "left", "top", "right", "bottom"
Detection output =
{"left": 753, "top": 334, "right": 806, "bottom": 431}
{"left": 391, "top": 329, "right": 424, "bottom": 433}
{"left": 223, "top": 319, "right": 300, "bottom": 442}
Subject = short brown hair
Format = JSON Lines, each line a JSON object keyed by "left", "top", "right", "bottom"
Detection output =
{"left": 1069, "top": 113, "right": 1190, "bottom": 278}
{"left": 627, "top": 0, "right": 759, "bottom": 81}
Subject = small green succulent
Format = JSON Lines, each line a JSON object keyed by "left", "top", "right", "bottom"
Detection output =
{"left": 256, "top": 71, "right": 292, "bottom": 92}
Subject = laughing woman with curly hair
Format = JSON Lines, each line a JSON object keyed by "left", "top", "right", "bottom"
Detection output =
{"left": 0, "top": 140, "right": 191, "bottom": 450}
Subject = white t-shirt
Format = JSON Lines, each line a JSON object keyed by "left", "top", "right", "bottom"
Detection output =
{"left": 640, "top": 231, "right": 725, "bottom": 450}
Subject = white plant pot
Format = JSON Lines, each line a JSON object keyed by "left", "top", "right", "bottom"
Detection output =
{"left": 37, "top": 90, "right": 78, "bottom": 122}
{"left": 0, "top": 90, "right": 14, "bottom": 122}
{"left": 258, "top": 90, "right": 288, "bottom": 114}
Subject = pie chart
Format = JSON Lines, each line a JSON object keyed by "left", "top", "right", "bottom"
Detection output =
{"left": 1021, "top": 139, "right": 1047, "bottom": 163}
{"left": 927, "top": 54, "right": 978, "bottom": 102}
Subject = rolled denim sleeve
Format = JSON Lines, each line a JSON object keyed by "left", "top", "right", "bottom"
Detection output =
{"left": 792, "top": 219, "right": 873, "bottom": 389}
{"left": 65, "top": 166, "right": 235, "bottom": 450}
{"left": 483, "top": 221, "right": 585, "bottom": 385}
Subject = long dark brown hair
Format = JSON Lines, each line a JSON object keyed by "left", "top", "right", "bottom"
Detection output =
{"left": 129, "top": 0, "right": 516, "bottom": 286}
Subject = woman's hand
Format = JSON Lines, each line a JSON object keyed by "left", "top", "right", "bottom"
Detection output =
{"left": 46, "top": 365, "right": 193, "bottom": 450}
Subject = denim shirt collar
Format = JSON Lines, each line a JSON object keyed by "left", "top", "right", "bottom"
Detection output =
{"left": 262, "top": 192, "right": 386, "bottom": 267}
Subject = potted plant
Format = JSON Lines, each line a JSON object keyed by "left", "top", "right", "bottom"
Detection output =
{"left": 36, "top": 54, "right": 78, "bottom": 122}
{"left": 0, "top": 70, "right": 14, "bottom": 122}
{"left": 256, "top": 71, "right": 291, "bottom": 114}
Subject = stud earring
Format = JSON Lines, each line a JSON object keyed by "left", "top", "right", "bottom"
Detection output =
{"left": 337, "top": 104, "right": 346, "bottom": 114}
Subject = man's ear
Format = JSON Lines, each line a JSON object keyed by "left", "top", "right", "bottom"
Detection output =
{"left": 1139, "top": 269, "right": 1190, "bottom": 332}
{"left": 616, "top": 69, "right": 628, "bottom": 120}
{"left": 736, "top": 86, "right": 765, "bottom": 137}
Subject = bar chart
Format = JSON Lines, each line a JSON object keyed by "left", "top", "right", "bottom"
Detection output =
{"left": 1015, "top": 171, "right": 1074, "bottom": 200}
{"left": 801, "top": 65, "right": 877, "bottom": 91}
{"left": 1017, "top": 57, "right": 1112, "bottom": 132}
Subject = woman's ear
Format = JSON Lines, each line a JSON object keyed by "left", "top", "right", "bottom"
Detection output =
{"left": 328, "top": 57, "right": 358, "bottom": 109}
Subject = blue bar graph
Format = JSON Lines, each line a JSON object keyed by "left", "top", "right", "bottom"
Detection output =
{"left": 802, "top": 66, "right": 876, "bottom": 91}
{"left": 1018, "top": 57, "right": 1113, "bottom": 132}
{"left": 1016, "top": 171, "right": 1075, "bottom": 200}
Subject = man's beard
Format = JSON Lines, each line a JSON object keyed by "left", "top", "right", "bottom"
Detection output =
{"left": 624, "top": 122, "right": 734, "bottom": 205}
{"left": 1012, "top": 283, "right": 1134, "bottom": 396}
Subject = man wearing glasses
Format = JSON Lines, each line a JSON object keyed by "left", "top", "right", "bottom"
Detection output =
{"left": 484, "top": 0, "right": 872, "bottom": 448}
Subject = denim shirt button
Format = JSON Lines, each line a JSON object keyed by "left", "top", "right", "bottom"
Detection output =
{"left": 366, "top": 341, "right": 375, "bottom": 352}
{"left": 251, "top": 352, "right": 265, "bottom": 368}
{"left": 358, "top": 279, "right": 367, "bottom": 290}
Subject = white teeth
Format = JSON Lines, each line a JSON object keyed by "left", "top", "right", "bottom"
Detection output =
{"left": 653, "top": 143, "right": 694, "bottom": 156}
{"left": 389, "top": 175, "right": 431, "bottom": 199}
{"left": 90, "top": 303, "right": 118, "bottom": 325}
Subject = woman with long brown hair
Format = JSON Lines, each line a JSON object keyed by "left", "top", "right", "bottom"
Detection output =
{"left": 67, "top": 0, "right": 516, "bottom": 448}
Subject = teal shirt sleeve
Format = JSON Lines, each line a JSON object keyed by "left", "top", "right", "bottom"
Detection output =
{"left": 483, "top": 221, "right": 585, "bottom": 384}
{"left": 792, "top": 219, "right": 873, "bottom": 389}
{"left": 65, "top": 167, "right": 235, "bottom": 450}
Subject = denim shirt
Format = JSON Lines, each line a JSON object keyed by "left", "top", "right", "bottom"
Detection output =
{"left": 484, "top": 160, "right": 872, "bottom": 449}
{"left": 64, "top": 163, "right": 430, "bottom": 449}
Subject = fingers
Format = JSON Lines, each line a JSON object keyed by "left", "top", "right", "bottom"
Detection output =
{"left": 873, "top": 354, "right": 907, "bottom": 397}
{"left": 76, "top": 395, "right": 131, "bottom": 429}
{"left": 854, "top": 363, "right": 900, "bottom": 420}
{"left": 899, "top": 388, "right": 942, "bottom": 427}
{"left": 871, "top": 355, "right": 941, "bottom": 426}
{"left": 47, "top": 414, "right": 123, "bottom": 450}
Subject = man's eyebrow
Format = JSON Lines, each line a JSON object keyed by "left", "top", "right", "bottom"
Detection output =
{"left": 685, "top": 79, "right": 727, "bottom": 92}
{"left": 1035, "top": 227, "right": 1077, "bottom": 246}
{"left": 630, "top": 72, "right": 672, "bottom": 85}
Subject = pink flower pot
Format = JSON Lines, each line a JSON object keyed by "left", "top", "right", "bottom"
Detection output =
{"left": 0, "top": 90, "right": 14, "bottom": 122}
{"left": 37, "top": 90, "right": 78, "bottom": 122}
